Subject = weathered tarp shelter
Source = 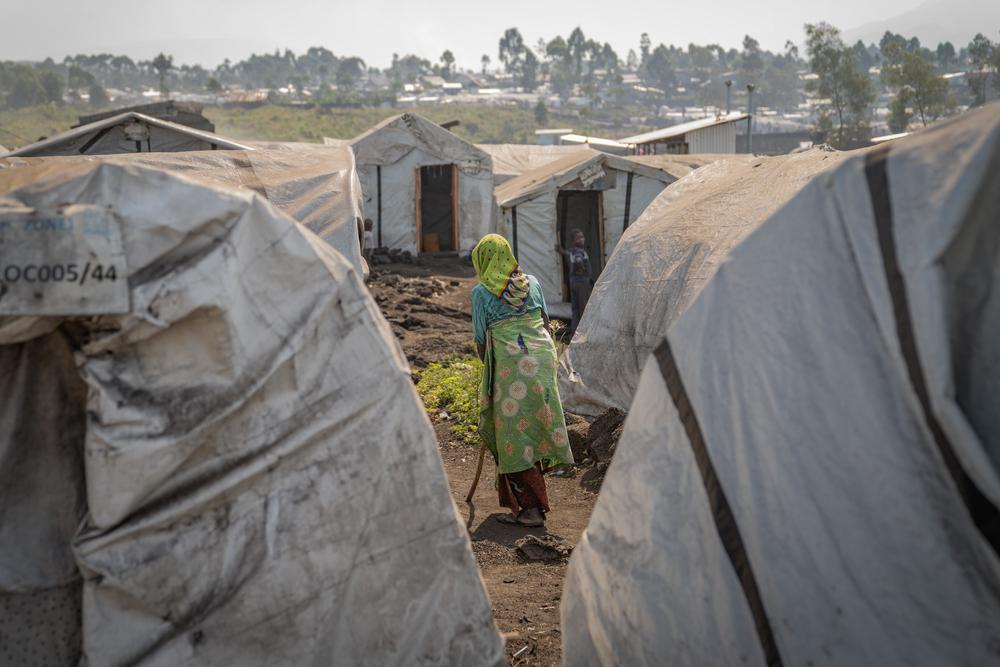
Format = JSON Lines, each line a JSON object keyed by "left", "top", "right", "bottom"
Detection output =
{"left": 0, "top": 112, "right": 251, "bottom": 158}
{"left": 349, "top": 113, "right": 493, "bottom": 254}
{"left": 477, "top": 143, "right": 582, "bottom": 186}
{"left": 494, "top": 149, "right": 694, "bottom": 316}
{"left": 76, "top": 101, "right": 215, "bottom": 132}
{"left": 0, "top": 143, "right": 366, "bottom": 276}
{"left": 559, "top": 149, "right": 848, "bottom": 415}
{"left": 562, "top": 105, "right": 1000, "bottom": 665}
{"left": 0, "top": 161, "right": 503, "bottom": 666}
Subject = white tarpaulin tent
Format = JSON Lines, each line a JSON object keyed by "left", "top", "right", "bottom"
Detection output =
{"left": 0, "top": 161, "right": 503, "bottom": 666}
{"left": 476, "top": 144, "right": 583, "bottom": 185}
{"left": 0, "top": 143, "right": 367, "bottom": 277}
{"left": 562, "top": 105, "right": 1000, "bottom": 665}
{"left": 0, "top": 112, "right": 252, "bottom": 158}
{"left": 349, "top": 113, "right": 493, "bottom": 255}
{"left": 494, "top": 149, "right": 704, "bottom": 318}
{"left": 558, "top": 149, "right": 849, "bottom": 415}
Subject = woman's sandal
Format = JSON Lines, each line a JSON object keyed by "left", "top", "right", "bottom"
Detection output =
{"left": 516, "top": 508, "right": 545, "bottom": 527}
{"left": 496, "top": 509, "right": 545, "bottom": 527}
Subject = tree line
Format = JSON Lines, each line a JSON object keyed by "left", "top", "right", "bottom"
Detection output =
{"left": 2, "top": 24, "right": 999, "bottom": 148}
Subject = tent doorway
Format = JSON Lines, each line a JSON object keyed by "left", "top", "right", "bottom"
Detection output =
{"left": 417, "top": 164, "right": 458, "bottom": 253}
{"left": 557, "top": 190, "right": 604, "bottom": 300}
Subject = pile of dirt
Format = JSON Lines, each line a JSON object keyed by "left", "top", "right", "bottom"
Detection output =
{"left": 516, "top": 534, "right": 573, "bottom": 562}
{"left": 369, "top": 246, "right": 417, "bottom": 265}
{"left": 564, "top": 408, "right": 626, "bottom": 492}
{"left": 367, "top": 261, "right": 477, "bottom": 368}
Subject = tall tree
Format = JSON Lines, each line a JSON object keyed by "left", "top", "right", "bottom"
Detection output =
{"left": 887, "top": 91, "right": 912, "bottom": 133}
{"left": 966, "top": 33, "right": 995, "bottom": 106}
{"left": 805, "top": 22, "right": 874, "bottom": 148}
{"left": 480, "top": 54, "right": 490, "bottom": 75}
{"left": 852, "top": 40, "right": 876, "bottom": 71}
{"left": 936, "top": 41, "right": 956, "bottom": 70}
{"left": 645, "top": 44, "right": 676, "bottom": 97}
{"left": 534, "top": 99, "right": 548, "bottom": 125}
{"left": 626, "top": 49, "right": 639, "bottom": 71}
{"left": 882, "top": 44, "right": 955, "bottom": 127}
{"left": 521, "top": 50, "right": 539, "bottom": 91}
{"left": 88, "top": 83, "right": 109, "bottom": 108}
{"left": 546, "top": 36, "right": 573, "bottom": 100}
{"left": 439, "top": 50, "right": 455, "bottom": 80}
{"left": 499, "top": 27, "right": 526, "bottom": 75}
{"left": 336, "top": 57, "right": 366, "bottom": 88}
{"left": 567, "top": 27, "right": 588, "bottom": 82}
{"left": 739, "top": 35, "right": 764, "bottom": 82}
{"left": 151, "top": 53, "right": 173, "bottom": 98}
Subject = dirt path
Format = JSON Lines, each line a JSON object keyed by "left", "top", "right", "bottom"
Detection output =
{"left": 369, "top": 259, "right": 598, "bottom": 665}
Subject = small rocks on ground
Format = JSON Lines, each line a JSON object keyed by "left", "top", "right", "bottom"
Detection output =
{"left": 515, "top": 534, "right": 573, "bottom": 562}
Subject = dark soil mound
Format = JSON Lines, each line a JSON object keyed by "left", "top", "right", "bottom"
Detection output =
{"left": 563, "top": 408, "right": 626, "bottom": 492}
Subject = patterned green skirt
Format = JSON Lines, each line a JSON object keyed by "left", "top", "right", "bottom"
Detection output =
{"left": 478, "top": 311, "right": 573, "bottom": 474}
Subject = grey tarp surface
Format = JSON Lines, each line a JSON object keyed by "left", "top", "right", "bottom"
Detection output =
{"left": 561, "top": 105, "right": 1000, "bottom": 665}
{"left": 350, "top": 113, "right": 493, "bottom": 254}
{"left": 0, "top": 161, "right": 503, "bottom": 666}
{"left": 0, "top": 112, "right": 251, "bottom": 158}
{"left": 0, "top": 143, "right": 367, "bottom": 276}
{"left": 476, "top": 144, "right": 584, "bottom": 185}
{"left": 558, "top": 149, "right": 849, "bottom": 415}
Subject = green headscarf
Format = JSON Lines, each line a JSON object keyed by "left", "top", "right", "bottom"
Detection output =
{"left": 472, "top": 234, "right": 530, "bottom": 311}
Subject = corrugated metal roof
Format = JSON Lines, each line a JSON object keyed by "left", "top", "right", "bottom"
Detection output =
{"left": 559, "top": 134, "right": 631, "bottom": 150}
{"left": 619, "top": 113, "right": 750, "bottom": 145}
{"left": 870, "top": 131, "right": 911, "bottom": 144}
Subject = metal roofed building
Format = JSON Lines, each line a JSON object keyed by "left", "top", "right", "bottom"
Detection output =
{"left": 557, "top": 134, "right": 632, "bottom": 155}
{"left": 534, "top": 128, "right": 574, "bottom": 145}
{"left": 620, "top": 113, "right": 750, "bottom": 155}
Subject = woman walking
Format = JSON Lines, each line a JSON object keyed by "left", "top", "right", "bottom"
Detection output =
{"left": 471, "top": 234, "right": 573, "bottom": 527}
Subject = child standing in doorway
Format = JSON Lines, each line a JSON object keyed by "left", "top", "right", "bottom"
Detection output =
{"left": 555, "top": 229, "right": 592, "bottom": 335}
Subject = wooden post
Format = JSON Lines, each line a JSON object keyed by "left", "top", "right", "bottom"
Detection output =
{"left": 511, "top": 206, "right": 518, "bottom": 257}
{"left": 414, "top": 166, "right": 422, "bottom": 253}
{"left": 597, "top": 190, "right": 606, "bottom": 272}
{"left": 376, "top": 165, "right": 383, "bottom": 247}
{"left": 622, "top": 171, "right": 634, "bottom": 233}
{"left": 451, "top": 164, "right": 459, "bottom": 252}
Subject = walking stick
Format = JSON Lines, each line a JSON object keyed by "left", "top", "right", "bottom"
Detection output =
{"left": 465, "top": 442, "right": 487, "bottom": 530}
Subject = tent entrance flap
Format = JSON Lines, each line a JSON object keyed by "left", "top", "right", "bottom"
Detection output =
{"left": 417, "top": 164, "right": 457, "bottom": 253}
{"left": 558, "top": 190, "right": 604, "bottom": 301}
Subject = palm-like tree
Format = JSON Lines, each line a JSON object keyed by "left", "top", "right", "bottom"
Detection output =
{"left": 152, "top": 53, "right": 173, "bottom": 98}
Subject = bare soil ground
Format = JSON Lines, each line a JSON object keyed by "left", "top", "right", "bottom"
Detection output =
{"left": 369, "top": 258, "right": 599, "bottom": 666}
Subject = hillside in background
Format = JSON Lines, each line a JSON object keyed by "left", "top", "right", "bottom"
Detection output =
{"left": 845, "top": 0, "right": 1000, "bottom": 47}
{"left": 0, "top": 104, "right": 653, "bottom": 149}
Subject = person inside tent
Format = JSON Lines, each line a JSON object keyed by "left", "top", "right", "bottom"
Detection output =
{"left": 471, "top": 234, "right": 574, "bottom": 527}
{"left": 555, "top": 229, "right": 592, "bottom": 334}
{"left": 363, "top": 218, "right": 374, "bottom": 265}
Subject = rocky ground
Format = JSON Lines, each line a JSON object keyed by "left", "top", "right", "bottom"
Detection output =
{"left": 368, "top": 258, "right": 623, "bottom": 665}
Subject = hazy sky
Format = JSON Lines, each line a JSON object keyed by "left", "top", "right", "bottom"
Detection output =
{"left": 4, "top": 0, "right": 937, "bottom": 68}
